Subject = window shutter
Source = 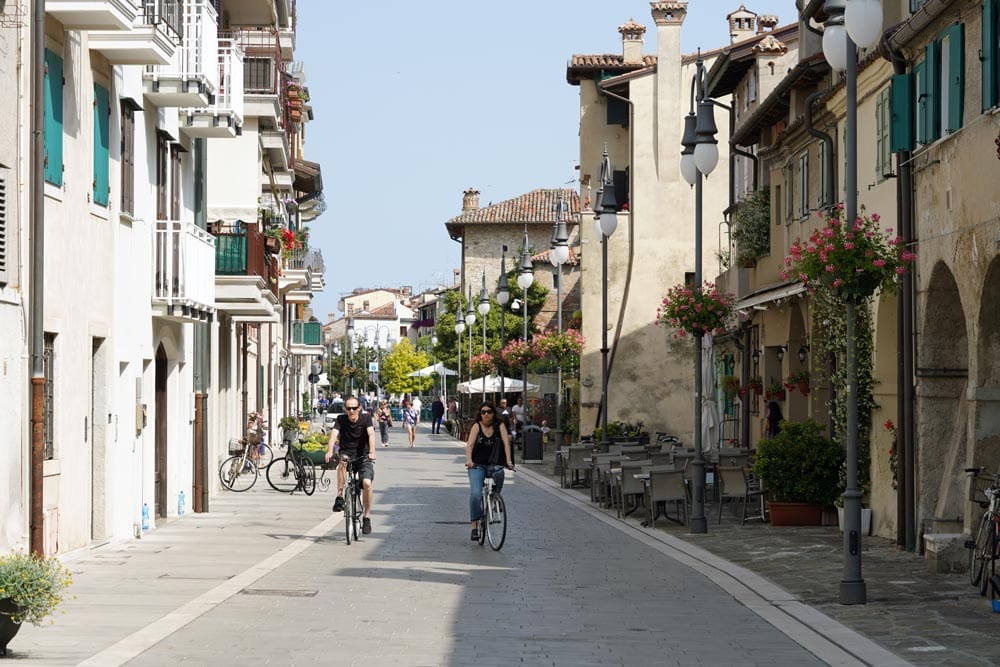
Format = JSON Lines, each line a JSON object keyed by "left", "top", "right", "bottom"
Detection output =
{"left": 606, "top": 97, "right": 628, "bottom": 127}
{"left": 0, "top": 177, "right": 7, "bottom": 286}
{"left": 612, "top": 169, "right": 628, "bottom": 211}
{"left": 93, "top": 84, "right": 110, "bottom": 206}
{"left": 942, "top": 23, "right": 965, "bottom": 132}
{"left": 891, "top": 73, "right": 915, "bottom": 151}
{"left": 43, "top": 49, "right": 63, "bottom": 186}
{"left": 915, "top": 60, "right": 930, "bottom": 143}
{"left": 925, "top": 40, "right": 941, "bottom": 141}
{"left": 984, "top": 0, "right": 998, "bottom": 110}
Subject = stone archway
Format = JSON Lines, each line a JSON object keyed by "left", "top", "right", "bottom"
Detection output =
{"left": 917, "top": 262, "right": 969, "bottom": 527}
{"left": 973, "top": 257, "right": 1000, "bottom": 472}
{"left": 785, "top": 302, "right": 809, "bottom": 422}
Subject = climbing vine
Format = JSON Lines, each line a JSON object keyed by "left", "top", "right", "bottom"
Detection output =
{"left": 810, "top": 289, "right": 876, "bottom": 498}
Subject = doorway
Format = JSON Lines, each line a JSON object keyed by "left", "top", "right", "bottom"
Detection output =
{"left": 155, "top": 345, "right": 168, "bottom": 521}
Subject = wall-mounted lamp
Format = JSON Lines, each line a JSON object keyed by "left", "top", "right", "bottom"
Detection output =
{"left": 776, "top": 345, "right": 787, "bottom": 362}
{"left": 751, "top": 349, "right": 760, "bottom": 365}
{"left": 798, "top": 345, "right": 809, "bottom": 363}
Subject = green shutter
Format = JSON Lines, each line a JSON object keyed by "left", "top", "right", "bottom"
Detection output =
{"left": 925, "top": 40, "right": 941, "bottom": 140}
{"left": 943, "top": 23, "right": 965, "bottom": 132}
{"left": 914, "top": 61, "right": 928, "bottom": 144}
{"left": 93, "top": 84, "right": 110, "bottom": 206}
{"left": 983, "top": 0, "right": 997, "bottom": 110}
{"left": 43, "top": 49, "right": 63, "bottom": 186}
{"left": 891, "top": 73, "right": 914, "bottom": 151}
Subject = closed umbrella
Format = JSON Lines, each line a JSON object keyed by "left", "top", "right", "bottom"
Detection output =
{"left": 702, "top": 333, "right": 720, "bottom": 453}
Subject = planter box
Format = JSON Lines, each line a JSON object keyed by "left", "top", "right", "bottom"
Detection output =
{"left": 767, "top": 501, "right": 823, "bottom": 526}
{"left": 295, "top": 447, "right": 327, "bottom": 465}
{"left": 837, "top": 507, "right": 872, "bottom": 536}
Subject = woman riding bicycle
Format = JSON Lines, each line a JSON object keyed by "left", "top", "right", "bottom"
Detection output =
{"left": 465, "top": 401, "right": 514, "bottom": 542}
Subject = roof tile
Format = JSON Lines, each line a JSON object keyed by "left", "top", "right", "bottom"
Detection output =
{"left": 446, "top": 188, "right": 580, "bottom": 226}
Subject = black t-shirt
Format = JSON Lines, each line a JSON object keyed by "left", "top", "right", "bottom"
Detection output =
{"left": 471, "top": 423, "right": 508, "bottom": 466}
{"left": 335, "top": 412, "right": 373, "bottom": 458}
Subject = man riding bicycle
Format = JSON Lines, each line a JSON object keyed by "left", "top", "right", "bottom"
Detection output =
{"left": 326, "top": 396, "right": 377, "bottom": 535}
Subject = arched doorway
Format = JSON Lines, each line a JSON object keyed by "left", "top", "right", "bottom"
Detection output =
{"left": 918, "top": 262, "right": 968, "bottom": 525}
{"left": 785, "top": 302, "right": 809, "bottom": 422}
{"left": 155, "top": 345, "right": 168, "bottom": 521}
{"left": 974, "top": 258, "right": 1000, "bottom": 470}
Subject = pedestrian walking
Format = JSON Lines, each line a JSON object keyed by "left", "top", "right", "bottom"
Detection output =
{"left": 431, "top": 395, "right": 445, "bottom": 434}
{"left": 377, "top": 401, "right": 393, "bottom": 447}
{"left": 412, "top": 395, "right": 423, "bottom": 426}
{"left": 402, "top": 399, "right": 418, "bottom": 447}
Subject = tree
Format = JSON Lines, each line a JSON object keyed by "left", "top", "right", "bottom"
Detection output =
{"left": 382, "top": 339, "right": 432, "bottom": 395}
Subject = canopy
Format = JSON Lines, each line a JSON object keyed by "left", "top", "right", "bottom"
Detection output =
{"left": 406, "top": 362, "right": 457, "bottom": 377}
{"left": 457, "top": 374, "right": 538, "bottom": 394}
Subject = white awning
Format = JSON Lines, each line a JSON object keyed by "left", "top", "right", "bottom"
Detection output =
{"left": 736, "top": 282, "right": 807, "bottom": 310}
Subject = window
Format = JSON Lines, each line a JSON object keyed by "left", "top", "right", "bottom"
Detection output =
{"left": 0, "top": 176, "right": 7, "bottom": 286}
{"left": 774, "top": 184, "right": 782, "bottom": 226}
{"left": 785, "top": 166, "right": 793, "bottom": 220}
{"left": 43, "top": 333, "right": 55, "bottom": 460}
{"left": 875, "top": 87, "right": 892, "bottom": 179}
{"left": 684, "top": 271, "right": 695, "bottom": 286}
{"left": 748, "top": 68, "right": 757, "bottom": 104}
{"left": 170, "top": 144, "right": 182, "bottom": 219}
{"left": 120, "top": 101, "right": 136, "bottom": 215}
{"left": 44, "top": 49, "right": 64, "bottom": 186}
{"left": 984, "top": 0, "right": 999, "bottom": 110}
{"left": 818, "top": 140, "right": 830, "bottom": 208}
{"left": 939, "top": 23, "right": 965, "bottom": 134}
{"left": 244, "top": 57, "right": 274, "bottom": 93}
{"left": 156, "top": 132, "right": 169, "bottom": 219}
{"left": 93, "top": 83, "right": 110, "bottom": 206}
{"left": 797, "top": 151, "right": 809, "bottom": 218}
{"left": 606, "top": 97, "right": 628, "bottom": 127}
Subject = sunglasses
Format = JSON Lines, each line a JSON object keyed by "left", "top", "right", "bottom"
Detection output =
{"left": 480, "top": 409, "right": 494, "bottom": 415}
{"left": 346, "top": 406, "right": 360, "bottom": 411}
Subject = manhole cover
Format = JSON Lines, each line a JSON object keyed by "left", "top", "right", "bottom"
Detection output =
{"left": 241, "top": 588, "right": 318, "bottom": 598}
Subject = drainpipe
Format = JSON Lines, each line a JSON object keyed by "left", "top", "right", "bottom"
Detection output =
{"left": 798, "top": 0, "right": 825, "bottom": 36}
{"left": 804, "top": 89, "right": 835, "bottom": 210}
{"left": 28, "top": 0, "right": 46, "bottom": 555}
{"left": 192, "top": 137, "right": 208, "bottom": 513}
{"left": 594, "top": 82, "right": 634, "bottom": 430}
{"left": 880, "top": 33, "right": 916, "bottom": 552}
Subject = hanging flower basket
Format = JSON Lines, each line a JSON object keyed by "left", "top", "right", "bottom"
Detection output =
{"left": 501, "top": 339, "right": 536, "bottom": 369}
{"left": 532, "top": 329, "right": 584, "bottom": 372}
{"left": 264, "top": 236, "right": 281, "bottom": 254}
{"left": 657, "top": 282, "right": 734, "bottom": 338}
{"left": 785, "top": 369, "right": 810, "bottom": 396}
{"left": 468, "top": 353, "right": 496, "bottom": 378}
{"left": 781, "top": 204, "right": 916, "bottom": 301}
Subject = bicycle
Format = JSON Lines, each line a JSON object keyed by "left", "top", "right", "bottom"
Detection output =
{"left": 472, "top": 465, "right": 508, "bottom": 551}
{"left": 265, "top": 439, "right": 316, "bottom": 495}
{"left": 219, "top": 438, "right": 258, "bottom": 492}
{"left": 341, "top": 455, "right": 365, "bottom": 545}
{"left": 966, "top": 467, "right": 1000, "bottom": 596}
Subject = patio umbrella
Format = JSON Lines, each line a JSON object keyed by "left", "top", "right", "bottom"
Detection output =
{"left": 702, "top": 333, "right": 720, "bottom": 452}
{"left": 406, "top": 362, "right": 457, "bottom": 377}
{"left": 457, "top": 374, "right": 538, "bottom": 394}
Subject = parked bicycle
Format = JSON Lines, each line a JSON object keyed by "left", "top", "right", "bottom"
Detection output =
{"left": 473, "top": 466, "right": 507, "bottom": 551}
{"left": 342, "top": 455, "right": 365, "bottom": 545}
{"left": 966, "top": 467, "right": 1000, "bottom": 596}
{"left": 219, "top": 438, "right": 259, "bottom": 492}
{"left": 266, "top": 439, "right": 316, "bottom": 495}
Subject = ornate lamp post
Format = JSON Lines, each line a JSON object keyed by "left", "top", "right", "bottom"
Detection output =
{"left": 465, "top": 288, "right": 476, "bottom": 404}
{"left": 679, "top": 52, "right": 719, "bottom": 535}
{"left": 820, "top": 0, "right": 881, "bottom": 606}
{"left": 593, "top": 145, "right": 619, "bottom": 455}
{"left": 549, "top": 191, "right": 570, "bottom": 447}
{"left": 516, "top": 229, "right": 534, "bottom": 415}
{"left": 478, "top": 271, "right": 491, "bottom": 402}
{"left": 496, "top": 246, "right": 511, "bottom": 398}
{"left": 455, "top": 304, "right": 466, "bottom": 411}
{"left": 346, "top": 317, "right": 355, "bottom": 398}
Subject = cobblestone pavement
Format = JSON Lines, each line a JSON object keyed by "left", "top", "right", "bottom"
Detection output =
{"left": 530, "top": 452, "right": 1000, "bottom": 667}
{"left": 4, "top": 427, "right": 966, "bottom": 665}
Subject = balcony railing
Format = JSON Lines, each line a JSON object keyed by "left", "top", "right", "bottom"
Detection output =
{"left": 213, "top": 221, "right": 278, "bottom": 297}
{"left": 145, "top": 0, "right": 218, "bottom": 91}
{"left": 152, "top": 220, "right": 215, "bottom": 316}
{"left": 142, "top": 0, "right": 181, "bottom": 41}
{"left": 291, "top": 321, "right": 322, "bottom": 346}
{"left": 213, "top": 38, "right": 244, "bottom": 121}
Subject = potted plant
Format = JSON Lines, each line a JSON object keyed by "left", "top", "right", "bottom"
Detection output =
{"left": 732, "top": 188, "right": 771, "bottom": 268}
{"left": 657, "top": 281, "right": 735, "bottom": 338}
{"left": 743, "top": 376, "right": 763, "bottom": 399}
{"left": 264, "top": 227, "right": 283, "bottom": 254}
{"left": 753, "top": 419, "right": 844, "bottom": 525}
{"left": 764, "top": 379, "right": 786, "bottom": 402}
{"left": 720, "top": 375, "right": 740, "bottom": 400}
{"left": 278, "top": 415, "right": 300, "bottom": 444}
{"left": 294, "top": 433, "right": 330, "bottom": 464}
{"left": 0, "top": 552, "right": 73, "bottom": 656}
{"left": 785, "top": 369, "right": 810, "bottom": 396}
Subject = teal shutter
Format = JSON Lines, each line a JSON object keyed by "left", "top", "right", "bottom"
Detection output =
{"left": 43, "top": 49, "right": 63, "bottom": 186}
{"left": 891, "top": 73, "right": 914, "bottom": 151}
{"left": 983, "top": 0, "right": 997, "bottom": 110}
{"left": 943, "top": 23, "right": 965, "bottom": 132}
{"left": 925, "top": 40, "right": 941, "bottom": 141}
{"left": 93, "top": 84, "right": 110, "bottom": 206}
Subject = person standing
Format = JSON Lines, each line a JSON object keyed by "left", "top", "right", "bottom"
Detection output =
{"left": 431, "top": 396, "right": 445, "bottom": 434}
{"left": 511, "top": 397, "right": 525, "bottom": 434}
{"left": 412, "top": 395, "right": 423, "bottom": 426}
{"left": 464, "top": 402, "right": 514, "bottom": 541}
{"left": 402, "top": 399, "right": 418, "bottom": 447}
{"left": 377, "top": 401, "right": 393, "bottom": 447}
{"left": 325, "top": 397, "right": 377, "bottom": 535}
{"left": 762, "top": 401, "right": 784, "bottom": 439}
{"left": 497, "top": 398, "right": 512, "bottom": 439}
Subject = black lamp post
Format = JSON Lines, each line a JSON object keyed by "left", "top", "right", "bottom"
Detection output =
{"left": 678, "top": 53, "right": 719, "bottom": 535}
{"left": 549, "top": 191, "right": 570, "bottom": 448}
{"left": 478, "top": 272, "right": 491, "bottom": 402}
{"left": 346, "top": 317, "right": 355, "bottom": 398}
{"left": 594, "top": 145, "right": 619, "bottom": 454}
{"left": 465, "top": 289, "right": 476, "bottom": 416}
{"left": 516, "top": 229, "right": 534, "bottom": 418}
{"left": 497, "top": 246, "right": 510, "bottom": 398}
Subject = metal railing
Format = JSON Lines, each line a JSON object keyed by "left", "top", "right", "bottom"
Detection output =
{"left": 153, "top": 220, "right": 215, "bottom": 310}
{"left": 142, "top": 0, "right": 182, "bottom": 41}
{"left": 146, "top": 0, "right": 219, "bottom": 92}
{"left": 208, "top": 38, "right": 244, "bottom": 121}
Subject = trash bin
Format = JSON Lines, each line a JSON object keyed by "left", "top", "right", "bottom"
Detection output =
{"left": 522, "top": 425, "right": 543, "bottom": 462}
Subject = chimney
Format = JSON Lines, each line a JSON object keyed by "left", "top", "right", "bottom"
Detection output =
{"left": 757, "top": 14, "right": 778, "bottom": 33}
{"left": 727, "top": 5, "right": 758, "bottom": 44}
{"left": 618, "top": 18, "right": 646, "bottom": 65}
{"left": 651, "top": 2, "right": 687, "bottom": 177}
{"left": 453, "top": 268, "right": 461, "bottom": 285}
{"left": 462, "top": 188, "right": 480, "bottom": 212}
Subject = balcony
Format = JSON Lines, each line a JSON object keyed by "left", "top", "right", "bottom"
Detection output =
{"left": 289, "top": 321, "right": 323, "bottom": 356}
{"left": 212, "top": 221, "right": 279, "bottom": 323}
{"left": 48, "top": 0, "right": 137, "bottom": 30}
{"left": 261, "top": 129, "right": 290, "bottom": 171}
{"left": 181, "top": 39, "right": 244, "bottom": 137}
{"left": 151, "top": 220, "right": 216, "bottom": 322}
{"left": 224, "top": 28, "right": 286, "bottom": 122}
{"left": 89, "top": 0, "right": 179, "bottom": 65}
{"left": 143, "top": 0, "right": 218, "bottom": 107}
{"left": 280, "top": 247, "right": 310, "bottom": 303}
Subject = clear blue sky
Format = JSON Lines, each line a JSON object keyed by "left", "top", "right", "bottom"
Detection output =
{"left": 297, "top": 1, "right": 795, "bottom": 322}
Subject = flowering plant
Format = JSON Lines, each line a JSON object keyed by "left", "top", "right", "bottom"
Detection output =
{"left": 468, "top": 353, "right": 496, "bottom": 378}
{"left": 501, "top": 339, "right": 535, "bottom": 368}
{"left": 781, "top": 205, "right": 916, "bottom": 300}
{"left": 533, "top": 329, "right": 585, "bottom": 371}
{"left": 765, "top": 379, "right": 786, "bottom": 400}
{"left": 0, "top": 552, "right": 73, "bottom": 625}
{"left": 885, "top": 419, "right": 898, "bottom": 490}
{"left": 784, "top": 369, "right": 810, "bottom": 395}
{"left": 657, "top": 282, "right": 734, "bottom": 337}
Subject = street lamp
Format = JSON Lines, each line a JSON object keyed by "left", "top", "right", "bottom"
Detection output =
{"left": 594, "top": 144, "right": 619, "bottom": 456}
{"left": 496, "top": 246, "right": 510, "bottom": 397}
{"left": 679, "top": 53, "right": 719, "bottom": 535}
{"left": 431, "top": 333, "right": 440, "bottom": 400}
{"left": 478, "top": 271, "right": 491, "bottom": 402}
{"left": 517, "top": 229, "right": 534, "bottom": 423}
{"left": 550, "top": 191, "right": 570, "bottom": 448}
{"left": 455, "top": 304, "right": 466, "bottom": 413}
{"left": 820, "top": 0, "right": 881, "bottom": 606}
{"left": 346, "top": 317, "right": 355, "bottom": 398}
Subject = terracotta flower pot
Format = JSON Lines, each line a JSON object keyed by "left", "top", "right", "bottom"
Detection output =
{"left": 0, "top": 599, "right": 22, "bottom": 657}
{"left": 767, "top": 501, "right": 823, "bottom": 526}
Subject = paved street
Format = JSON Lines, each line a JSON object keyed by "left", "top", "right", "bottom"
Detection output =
{"left": 13, "top": 426, "right": 905, "bottom": 666}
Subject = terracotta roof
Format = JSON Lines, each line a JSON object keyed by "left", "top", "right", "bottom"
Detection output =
{"left": 753, "top": 34, "right": 788, "bottom": 55}
{"left": 446, "top": 188, "right": 580, "bottom": 240}
{"left": 618, "top": 18, "right": 646, "bottom": 36}
{"left": 531, "top": 246, "right": 580, "bottom": 267}
{"left": 567, "top": 54, "right": 657, "bottom": 85}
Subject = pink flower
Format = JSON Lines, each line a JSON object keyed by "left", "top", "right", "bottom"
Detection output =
{"left": 896, "top": 266, "right": 905, "bottom": 275}
{"left": 833, "top": 278, "right": 843, "bottom": 287}
{"left": 872, "top": 259, "right": 886, "bottom": 267}
{"left": 871, "top": 213, "right": 880, "bottom": 222}
{"left": 825, "top": 264, "right": 835, "bottom": 273}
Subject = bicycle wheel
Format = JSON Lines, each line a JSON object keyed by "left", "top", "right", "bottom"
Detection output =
{"left": 266, "top": 457, "right": 299, "bottom": 493}
{"left": 486, "top": 492, "right": 507, "bottom": 551}
{"left": 298, "top": 459, "right": 316, "bottom": 496}
{"left": 219, "top": 455, "right": 257, "bottom": 492}
{"left": 478, "top": 492, "right": 487, "bottom": 546}
{"left": 980, "top": 524, "right": 997, "bottom": 596}
{"left": 256, "top": 444, "right": 273, "bottom": 470}
{"left": 344, "top": 479, "right": 353, "bottom": 545}
{"left": 970, "top": 512, "right": 991, "bottom": 586}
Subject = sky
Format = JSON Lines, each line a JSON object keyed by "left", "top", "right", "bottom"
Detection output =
{"left": 297, "top": 1, "right": 796, "bottom": 323}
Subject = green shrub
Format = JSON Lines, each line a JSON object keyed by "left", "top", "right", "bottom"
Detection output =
{"left": 0, "top": 552, "right": 73, "bottom": 625}
{"left": 753, "top": 419, "right": 844, "bottom": 507}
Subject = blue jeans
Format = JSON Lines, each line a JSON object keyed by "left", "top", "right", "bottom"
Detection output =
{"left": 468, "top": 465, "right": 505, "bottom": 521}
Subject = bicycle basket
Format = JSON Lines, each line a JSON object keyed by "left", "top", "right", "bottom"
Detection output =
{"left": 968, "top": 471, "right": 996, "bottom": 504}
{"left": 228, "top": 437, "right": 246, "bottom": 455}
